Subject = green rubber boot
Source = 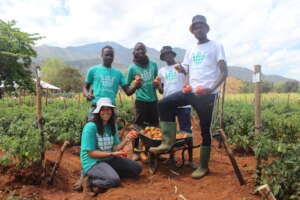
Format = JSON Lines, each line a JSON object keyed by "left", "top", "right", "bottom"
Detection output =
{"left": 149, "top": 121, "right": 176, "bottom": 154}
{"left": 191, "top": 146, "right": 211, "bottom": 179}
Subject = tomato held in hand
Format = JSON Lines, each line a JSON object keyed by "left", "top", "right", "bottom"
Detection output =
{"left": 119, "top": 150, "right": 128, "bottom": 158}
{"left": 155, "top": 76, "right": 161, "bottom": 82}
{"left": 195, "top": 86, "right": 207, "bottom": 95}
{"left": 128, "top": 130, "right": 138, "bottom": 138}
{"left": 134, "top": 75, "right": 142, "bottom": 83}
{"left": 182, "top": 85, "right": 192, "bottom": 93}
{"left": 174, "top": 64, "right": 181, "bottom": 71}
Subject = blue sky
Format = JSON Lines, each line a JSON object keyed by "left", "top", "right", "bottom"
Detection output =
{"left": 1, "top": 0, "right": 299, "bottom": 80}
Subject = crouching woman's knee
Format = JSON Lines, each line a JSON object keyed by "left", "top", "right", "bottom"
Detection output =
{"left": 107, "top": 175, "right": 121, "bottom": 187}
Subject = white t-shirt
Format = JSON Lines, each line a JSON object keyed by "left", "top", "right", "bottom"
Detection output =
{"left": 158, "top": 65, "right": 190, "bottom": 108}
{"left": 182, "top": 40, "right": 226, "bottom": 94}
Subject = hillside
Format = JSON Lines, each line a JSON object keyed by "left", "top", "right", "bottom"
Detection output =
{"left": 35, "top": 42, "right": 296, "bottom": 82}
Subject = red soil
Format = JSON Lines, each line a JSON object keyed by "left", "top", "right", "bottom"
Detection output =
{"left": 0, "top": 130, "right": 260, "bottom": 200}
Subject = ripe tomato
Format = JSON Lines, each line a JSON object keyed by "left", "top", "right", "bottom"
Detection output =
{"left": 119, "top": 150, "right": 128, "bottom": 158}
{"left": 183, "top": 85, "right": 192, "bottom": 93}
{"left": 134, "top": 75, "right": 142, "bottom": 83}
{"left": 195, "top": 86, "right": 207, "bottom": 95}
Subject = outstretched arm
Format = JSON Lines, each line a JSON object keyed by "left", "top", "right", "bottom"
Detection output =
{"left": 121, "top": 82, "right": 142, "bottom": 96}
{"left": 83, "top": 82, "right": 95, "bottom": 101}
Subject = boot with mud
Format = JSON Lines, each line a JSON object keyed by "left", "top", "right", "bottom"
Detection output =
{"left": 149, "top": 121, "right": 176, "bottom": 153}
{"left": 191, "top": 146, "right": 211, "bottom": 179}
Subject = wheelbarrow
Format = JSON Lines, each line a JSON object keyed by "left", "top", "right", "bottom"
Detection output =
{"left": 138, "top": 132, "right": 199, "bottom": 174}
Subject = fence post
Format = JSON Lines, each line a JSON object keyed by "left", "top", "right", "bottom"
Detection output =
{"left": 254, "top": 65, "right": 262, "bottom": 185}
{"left": 35, "top": 66, "right": 45, "bottom": 164}
{"left": 45, "top": 88, "right": 49, "bottom": 106}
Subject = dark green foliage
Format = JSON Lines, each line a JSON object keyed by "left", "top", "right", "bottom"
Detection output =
{"left": 0, "top": 20, "right": 42, "bottom": 92}
{"left": 223, "top": 101, "right": 300, "bottom": 199}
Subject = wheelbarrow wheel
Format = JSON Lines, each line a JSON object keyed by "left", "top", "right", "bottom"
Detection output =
{"left": 147, "top": 152, "right": 158, "bottom": 174}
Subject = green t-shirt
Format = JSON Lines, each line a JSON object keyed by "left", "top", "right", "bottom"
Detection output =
{"left": 80, "top": 122, "right": 120, "bottom": 173}
{"left": 85, "top": 65, "right": 127, "bottom": 105}
{"left": 127, "top": 60, "right": 158, "bottom": 102}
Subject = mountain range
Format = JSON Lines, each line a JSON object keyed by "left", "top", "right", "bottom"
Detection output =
{"left": 34, "top": 42, "right": 295, "bottom": 82}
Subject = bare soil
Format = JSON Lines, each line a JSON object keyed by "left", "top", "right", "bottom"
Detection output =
{"left": 0, "top": 129, "right": 260, "bottom": 200}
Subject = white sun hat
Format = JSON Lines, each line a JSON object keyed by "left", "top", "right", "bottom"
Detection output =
{"left": 92, "top": 97, "right": 116, "bottom": 114}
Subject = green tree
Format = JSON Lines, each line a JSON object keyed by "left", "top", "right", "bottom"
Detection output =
{"left": 240, "top": 81, "right": 254, "bottom": 93}
{"left": 41, "top": 57, "right": 68, "bottom": 85}
{"left": 275, "top": 81, "right": 299, "bottom": 93}
{"left": 57, "top": 67, "right": 83, "bottom": 92}
{"left": 262, "top": 82, "right": 274, "bottom": 93}
{"left": 0, "top": 20, "right": 41, "bottom": 91}
{"left": 41, "top": 57, "right": 83, "bottom": 92}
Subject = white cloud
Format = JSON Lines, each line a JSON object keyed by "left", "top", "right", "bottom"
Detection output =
{"left": 1, "top": 0, "right": 299, "bottom": 80}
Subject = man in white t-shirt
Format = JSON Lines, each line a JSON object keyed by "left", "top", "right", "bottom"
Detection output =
{"left": 150, "top": 15, "right": 228, "bottom": 179}
{"left": 155, "top": 46, "right": 193, "bottom": 164}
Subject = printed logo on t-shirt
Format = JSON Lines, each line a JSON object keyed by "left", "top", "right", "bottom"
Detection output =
{"left": 165, "top": 70, "right": 177, "bottom": 82}
{"left": 101, "top": 76, "right": 115, "bottom": 87}
{"left": 100, "top": 76, "right": 115, "bottom": 93}
{"left": 96, "top": 132, "right": 114, "bottom": 152}
{"left": 192, "top": 52, "right": 206, "bottom": 65}
{"left": 140, "top": 69, "right": 153, "bottom": 82}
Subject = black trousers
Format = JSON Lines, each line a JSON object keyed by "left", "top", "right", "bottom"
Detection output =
{"left": 158, "top": 91, "right": 216, "bottom": 146}
{"left": 133, "top": 100, "right": 159, "bottom": 149}
{"left": 134, "top": 100, "right": 159, "bottom": 128}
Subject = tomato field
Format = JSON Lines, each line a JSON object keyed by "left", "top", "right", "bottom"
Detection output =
{"left": 0, "top": 93, "right": 299, "bottom": 200}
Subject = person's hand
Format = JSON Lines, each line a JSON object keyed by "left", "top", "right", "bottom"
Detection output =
{"left": 134, "top": 75, "right": 143, "bottom": 89}
{"left": 182, "top": 85, "right": 192, "bottom": 94}
{"left": 112, "top": 150, "right": 127, "bottom": 157}
{"left": 195, "top": 86, "right": 212, "bottom": 96}
{"left": 152, "top": 76, "right": 161, "bottom": 88}
{"left": 86, "top": 94, "right": 95, "bottom": 101}
{"left": 134, "top": 81, "right": 142, "bottom": 89}
{"left": 174, "top": 63, "right": 186, "bottom": 74}
{"left": 126, "top": 130, "right": 139, "bottom": 142}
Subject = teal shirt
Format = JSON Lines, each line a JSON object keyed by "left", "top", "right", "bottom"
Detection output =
{"left": 127, "top": 61, "right": 158, "bottom": 102}
{"left": 85, "top": 65, "right": 127, "bottom": 105}
{"left": 80, "top": 122, "right": 120, "bottom": 173}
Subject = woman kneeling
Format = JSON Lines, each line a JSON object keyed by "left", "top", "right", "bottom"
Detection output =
{"left": 80, "top": 98, "right": 142, "bottom": 196}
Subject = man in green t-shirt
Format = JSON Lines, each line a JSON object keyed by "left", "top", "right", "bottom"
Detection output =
{"left": 83, "top": 45, "right": 141, "bottom": 120}
{"left": 127, "top": 42, "right": 159, "bottom": 160}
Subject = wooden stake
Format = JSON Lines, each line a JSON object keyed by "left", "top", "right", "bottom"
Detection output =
{"left": 220, "top": 80, "right": 226, "bottom": 130}
{"left": 18, "top": 90, "right": 22, "bottom": 105}
{"left": 48, "top": 141, "right": 69, "bottom": 184}
{"left": 254, "top": 65, "right": 262, "bottom": 185}
{"left": 45, "top": 88, "right": 49, "bottom": 106}
{"left": 217, "top": 129, "right": 245, "bottom": 185}
{"left": 254, "top": 65, "right": 262, "bottom": 134}
{"left": 257, "top": 184, "right": 277, "bottom": 200}
{"left": 35, "top": 66, "right": 45, "bottom": 163}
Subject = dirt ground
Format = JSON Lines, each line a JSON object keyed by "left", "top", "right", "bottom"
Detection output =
{"left": 0, "top": 129, "right": 260, "bottom": 200}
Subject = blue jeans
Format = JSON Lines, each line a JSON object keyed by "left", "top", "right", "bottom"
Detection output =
{"left": 158, "top": 91, "right": 216, "bottom": 146}
{"left": 86, "top": 157, "right": 142, "bottom": 188}
{"left": 174, "top": 107, "right": 192, "bottom": 133}
{"left": 87, "top": 104, "right": 96, "bottom": 121}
